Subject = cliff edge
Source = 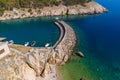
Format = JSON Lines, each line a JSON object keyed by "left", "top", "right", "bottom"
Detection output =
{"left": 0, "top": 21, "right": 76, "bottom": 80}
{"left": 0, "top": 1, "right": 108, "bottom": 21}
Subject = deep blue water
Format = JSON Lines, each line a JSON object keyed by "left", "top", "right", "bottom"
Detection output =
{"left": 63, "top": 0, "right": 120, "bottom": 79}
{"left": 0, "top": 0, "right": 120, "bottom": 79}
{"left": 66, "top": 0, "right": 120, "bottom": 64}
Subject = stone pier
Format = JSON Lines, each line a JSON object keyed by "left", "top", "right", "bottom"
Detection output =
{"left": 24, "top": 21, "right": 76, "bottom": 78}
{"left": 51, "top": 21, "right": 77, "bottom": 64}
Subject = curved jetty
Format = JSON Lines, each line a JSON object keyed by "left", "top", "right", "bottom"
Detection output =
{"left": 25, "top": 21, "right": 76, "bottom": 77}
{"left": 0, "top": 21, "right": 77, "bottom": 80}
{"left": 53, "top": 20, "right": 76, "bottom": 61}
{"left": 24, "top": 20, "right": 76, "bottom": 78}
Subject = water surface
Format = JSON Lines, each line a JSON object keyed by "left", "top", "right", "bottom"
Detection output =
{"left": 0, "top": 17, "right": 60, "bottom": 47}
{"left": 0, "top": 0, "right": 120, "bottom": 79}
{"left": 59, "top": 0, "right": 120, "bottom": 80}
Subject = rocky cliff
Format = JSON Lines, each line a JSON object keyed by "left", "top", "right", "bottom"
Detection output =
{"left": 0, "top": 1, "right": 108, "bottom": 21}
{"left": 0, "top": 21, "right": 76, "bottom": 80}
{"left": 0, "top": 51, "right": 36, "bottom": 80}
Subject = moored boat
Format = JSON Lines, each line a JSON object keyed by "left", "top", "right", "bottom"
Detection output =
{"left": 24, "top": 42, "right": 29, "bottom": 46}
{"left": 31, "top": 41, "right": 36, "bottom": 46}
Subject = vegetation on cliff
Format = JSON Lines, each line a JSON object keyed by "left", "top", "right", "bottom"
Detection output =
{"left": 0, "top": 0, "right": 92, "bottom": 16}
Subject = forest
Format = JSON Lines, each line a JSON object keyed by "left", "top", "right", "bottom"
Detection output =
{"left": 0, "top": 0, "right": 92, "bottom": 16}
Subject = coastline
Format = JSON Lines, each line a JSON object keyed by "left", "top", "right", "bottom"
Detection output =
{"left": 0, "top": 1, "right": 108, "bottom": 21}
{"left": 0, "top": 1, "right": 109, "bottom": 79}
{"left": 0, "top": 20, "right": 76, "bottom": 80}
{"left": 1, "top": 0, "right": 120, "bottom": 79}
{"left": 56, "top": 67, "right": 63, "bottom": 80}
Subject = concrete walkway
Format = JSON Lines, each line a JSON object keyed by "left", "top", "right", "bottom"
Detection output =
{"left": 53, "top": 21, "right": 66, "bottom": 49}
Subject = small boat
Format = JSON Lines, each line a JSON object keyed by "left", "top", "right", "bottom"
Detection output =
{"left": 31, "top": 41, "right": 36, "bottom": 46}
{"left": 76, "top": 51, "right": 84, "bottom": 57}
{"left": 8, "top": 40, "right": 14, "bottom": 44}
{"left": 24, "top": 42, "right": 29, "bottom": 46}
{"left": 45, "top": 43, "right": 50, "bottom": 47}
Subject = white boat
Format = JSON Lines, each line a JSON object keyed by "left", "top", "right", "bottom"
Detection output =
{"left": 8, "top": 40, "right": 14, "bottom": 44}
{"left": 45, "top": 43, "right": 50, "bottom": 47}
{"left": 24, "top": 42, "right": 29, "bottom": 46}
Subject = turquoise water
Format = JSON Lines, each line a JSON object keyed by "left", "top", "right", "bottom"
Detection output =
{"left": 0, "top": 0, "right": 120, "bottom": 79}
{"left": 0, "top": 17, "right": 60, "bottom": 47}
{"left": 61, "top": 0, "right": 120, "bottom": 79}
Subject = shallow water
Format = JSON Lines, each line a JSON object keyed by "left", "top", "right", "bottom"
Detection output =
{"left": 0, "top": 0, "right": 120, "bottom": 79}
{"left": 60, "top": 0, "right": 120, "bottom": 80}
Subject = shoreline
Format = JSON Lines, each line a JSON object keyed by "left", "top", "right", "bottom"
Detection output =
{"left": 56, "top": 66, "right": 63, "bottom": 80}
{"left": 0, "top": 1, "right": 108, "bottom": 21}
{"left": 0, "top": 20, "right": 76, "bottom": 80}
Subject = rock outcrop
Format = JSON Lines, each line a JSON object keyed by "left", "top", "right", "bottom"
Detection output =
{"left": 0, "top": 1, "right": 108, "bottom": 21}
{"left": 67, "top": 1, "right": 107, "bottom": 14}
{"left": 0, "top": 52, "right": 36, "bottom": 80}
{"left": 0, "top": 20, "right": 76, "bottom": 80}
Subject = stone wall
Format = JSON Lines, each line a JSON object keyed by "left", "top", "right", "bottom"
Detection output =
{"left": 48, "top": 21, "right": 76, "bottom": 65}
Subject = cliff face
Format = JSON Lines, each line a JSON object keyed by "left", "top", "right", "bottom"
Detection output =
{"left": 0, "top": 52, "right": 36, "bottom": 80}
{"left": 67, "top": 2, "right": 107, "bottom": 14}
{"left": 0, "top": 21, "right": 76, "bottom": 80}
{"left": 0, "top": 1, "right": 107, "bottom": 21}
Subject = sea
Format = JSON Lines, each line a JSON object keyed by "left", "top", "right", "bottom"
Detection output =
{"left": 0, "top": 17, "right": 60, "bottom": 47}
{"left": 0, "top": 0, "right": 120, "bottom": 80}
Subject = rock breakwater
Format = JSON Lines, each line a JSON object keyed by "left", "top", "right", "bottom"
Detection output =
{"left": 0, "top": 21, "right": 76, "bottom": 80}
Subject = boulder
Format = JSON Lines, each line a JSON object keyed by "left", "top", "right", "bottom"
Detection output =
{"left": 80, "top": 77, "right": 87, "bottom": 80}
